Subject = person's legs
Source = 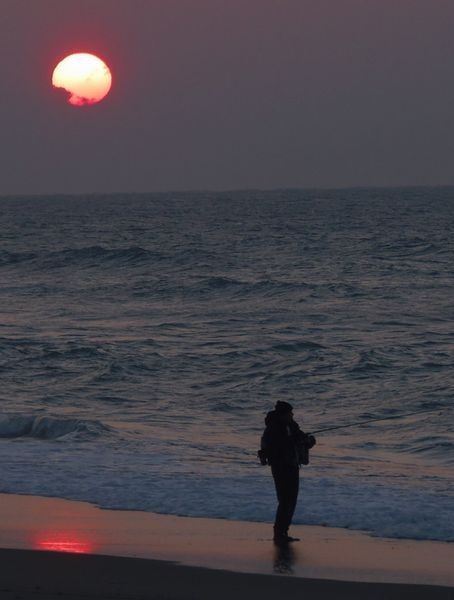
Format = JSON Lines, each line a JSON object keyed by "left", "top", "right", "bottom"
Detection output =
{"left": 271, "top": 465, "right": 299, "bottom": 539}
{"left": 271, "top": 466, "right": 287, "bottom": 537}
{"left": 284, "top": 466, "right": 299, "bottom": 533}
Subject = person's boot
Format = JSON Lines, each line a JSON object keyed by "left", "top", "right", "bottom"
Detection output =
{"left": 276, "top": 528, "right": 299, "bottom": 542}
{"left": 284, "top": 533, "right": 300, "bottom": 542}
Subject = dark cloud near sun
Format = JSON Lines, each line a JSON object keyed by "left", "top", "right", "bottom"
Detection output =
{"left": 1, "top": 0, "right": 454, "bottom": 194}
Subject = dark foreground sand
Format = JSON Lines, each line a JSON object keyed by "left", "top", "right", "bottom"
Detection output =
{"left": 0, "top": 494, "right": 453, "bottom": 600}
{"left": 1, "top": 548, "right": 453, "bottom": 600}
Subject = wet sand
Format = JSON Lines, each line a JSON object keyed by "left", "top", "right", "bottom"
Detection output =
{"left": 0, "top": 493, "right": 453, "bottom": 599}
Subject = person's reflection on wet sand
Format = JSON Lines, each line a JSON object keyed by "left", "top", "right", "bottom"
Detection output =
{"left": 273, "top": 540, "right": 297, "bottom": 574}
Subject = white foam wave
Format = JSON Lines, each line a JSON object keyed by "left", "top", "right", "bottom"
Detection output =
{"left": 0, "top": 414, "right": 112, "bottom": 440}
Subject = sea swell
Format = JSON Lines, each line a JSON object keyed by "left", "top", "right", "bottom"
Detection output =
{"left": 0, "top": 245, "right": 164, "bottom": 271}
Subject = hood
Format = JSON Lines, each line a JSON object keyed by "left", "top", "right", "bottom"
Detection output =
{"left": 265, "top": 410, "right": 300, "bottom": 431}
{"left": 265, "top": 410, "right": 281, "bottom": 427}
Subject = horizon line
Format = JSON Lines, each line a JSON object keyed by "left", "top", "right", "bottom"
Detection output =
{"left": 2, "top": 183, "right": 454, "bottom": 199}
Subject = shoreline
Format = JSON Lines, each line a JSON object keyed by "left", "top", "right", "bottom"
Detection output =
{"left": 0, "top": 492, "right": 453, "bottom": 589}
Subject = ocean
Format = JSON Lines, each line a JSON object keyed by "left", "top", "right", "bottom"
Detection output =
{"left": 0, "top": 188, "right": 453, "bottom": 542}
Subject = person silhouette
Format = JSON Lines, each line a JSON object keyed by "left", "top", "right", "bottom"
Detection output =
{"left": 259, "top": 401, "right": 316, "bottom": 543}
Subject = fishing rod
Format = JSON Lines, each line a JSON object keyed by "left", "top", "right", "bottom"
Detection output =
{"left": 257, "top": 406, "right": 444, "bottom": 467}
{"left": 310, "top": 406, "right": 442, "bottom": 435}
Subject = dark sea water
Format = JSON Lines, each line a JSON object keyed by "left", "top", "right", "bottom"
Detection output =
{"left": 0, "top": 188, "right": 453, "bottom": 541}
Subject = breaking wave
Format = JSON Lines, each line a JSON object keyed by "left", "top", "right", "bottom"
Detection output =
{"left": 0, "top": 414, "right": 113, "bottom": 441}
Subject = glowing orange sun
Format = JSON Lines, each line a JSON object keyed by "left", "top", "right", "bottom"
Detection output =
{"left": 52, "top": 53, "right": 112, "bottom": 106}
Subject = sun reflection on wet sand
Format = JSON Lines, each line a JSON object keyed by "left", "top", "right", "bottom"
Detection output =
{"left": 35, "top": 533, "right": 95, "bottom": 554}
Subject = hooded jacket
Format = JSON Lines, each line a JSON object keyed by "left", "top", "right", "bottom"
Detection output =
{"left": 260, "top": 410, "right": 315, "bottom": 467}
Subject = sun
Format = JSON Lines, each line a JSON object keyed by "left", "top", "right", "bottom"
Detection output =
{"left": 52, "top": 53, "right": 112, "bottom": 107}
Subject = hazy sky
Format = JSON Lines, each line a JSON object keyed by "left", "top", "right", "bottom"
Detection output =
{"left": 2, "top": 0, "right": 454, "bottom": 194}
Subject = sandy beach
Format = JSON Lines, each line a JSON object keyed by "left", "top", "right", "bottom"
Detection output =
{"left": 0, "top": 493, "right": 453, "bottom": 600}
